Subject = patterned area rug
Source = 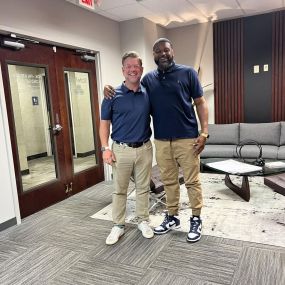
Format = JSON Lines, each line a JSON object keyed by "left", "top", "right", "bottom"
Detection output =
{"left": 91, "top": 173, "right": 285, "bottom": 247}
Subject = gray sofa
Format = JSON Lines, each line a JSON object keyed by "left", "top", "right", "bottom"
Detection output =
{"left": 201, "top": 122, "right": 285, "bottom": 160}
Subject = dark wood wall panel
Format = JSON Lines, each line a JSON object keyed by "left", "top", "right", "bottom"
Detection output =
{"left": 272, "top": 10, "right": 285, "bottom": 121}
{"left": 213, "top": 19, "right": 244, "bottom": 123}
{"left": 244, "top": 14, "right": 272, "bottom": 123}
{"left": 214, "top": 10, "right": 285, "bottom": 124}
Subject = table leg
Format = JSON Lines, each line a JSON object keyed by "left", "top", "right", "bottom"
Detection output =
{"left": 224, "top": 174, "right": 250, "bottom": 201}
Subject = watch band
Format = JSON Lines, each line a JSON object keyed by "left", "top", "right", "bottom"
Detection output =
{"left": 101, "top": 146, "right": 110, "bottom": 152}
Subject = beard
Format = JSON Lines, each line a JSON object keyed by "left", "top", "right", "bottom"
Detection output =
{"left": 155, "top": 56, "right": 174, "bottom": 71}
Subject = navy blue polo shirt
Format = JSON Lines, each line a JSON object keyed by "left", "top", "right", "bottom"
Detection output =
{"left": 141, "top": 63, "right": 203, "bottom": 140}
{"left": 101, "top": 83, "right": 151, "bottom": 143}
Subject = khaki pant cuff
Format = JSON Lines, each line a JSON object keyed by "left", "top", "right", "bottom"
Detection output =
{"left": 192, "top": 210, "right": 201, "bottom": 216}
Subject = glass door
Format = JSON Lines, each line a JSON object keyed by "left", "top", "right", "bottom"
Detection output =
{"left": 7, "top": 65, "right": 58, "bottom": 191}
{"left": 64, "top": 71, "right": 97, "bottom": 173}
{"left": 0, "top": 37, "right": 104, "bottom": 217}
{"left": 54, "top": 47, "right": 104, "bottom": 195}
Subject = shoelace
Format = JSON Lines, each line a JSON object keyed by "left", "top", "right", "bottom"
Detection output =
{"left": 161, "top": 215, "right": 170, "bottom": 226}
{"left": 190, "top": 220, "right": 200, "bottom": 232}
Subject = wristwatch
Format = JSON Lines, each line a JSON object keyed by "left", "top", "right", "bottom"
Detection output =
{"left": 200, "top": 132, "right": 210, "bottom": 139}
{"left": 101, "top": 146, "right": 110, "bottom": 152}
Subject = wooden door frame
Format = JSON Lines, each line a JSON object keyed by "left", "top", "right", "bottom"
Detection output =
{"left": 54, "top": 47, "right": 104, "bottom": 194}
{"left": 0, "top": 37, "right": 104, "bottom": 217}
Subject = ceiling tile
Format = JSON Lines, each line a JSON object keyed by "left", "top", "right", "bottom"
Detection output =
{"left": 102, "top": 3, "right": 155, "bottom": 22}
{"left": 65, "top": 0, "right": 285, "bottom": 29}
{"left": 94, "top": 9, "right": 124, "bottom": 21}
{"left": 98, "top": 0, "right": 135, "bottom": 10}
{"left": 141, "top": 0, "right": 208, "bottom": 24}
{"left": 239, "top": 0, "right": 283, "bottom": 14}
{"left": 65, "top": 0, "right": 77, "bottom": 4}
{"left": 189, "top": 0, "right": 244, "bottom": 21}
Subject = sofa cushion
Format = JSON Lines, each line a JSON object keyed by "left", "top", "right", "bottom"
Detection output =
{"left": 261, "top": 146, "right": 279, "bottom": 159}
{"left": 239, "top": 122, "right": 280, "bottom": 146}
{"left": 201, "top": 145, "right": 236, "bottom": 158}
{"left": 206, "top": 123, "right": 239, "bottom": 145}
{"left": 280, "top": 122, "right": 285, "bottom": 145}
{"left": 277, "top": 146, "right": 285, "bottom": 160}
{"left": 234, "top": 144, "right": 278, "bottom": 159}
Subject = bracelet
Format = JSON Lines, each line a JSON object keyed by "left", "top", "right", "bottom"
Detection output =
{"left": 200, "top": 132, "right": 209, "bottom": 139}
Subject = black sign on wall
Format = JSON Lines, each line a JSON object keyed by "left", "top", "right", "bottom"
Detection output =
{"left": 244, "top": 14, "right": 272, "bottom": 123}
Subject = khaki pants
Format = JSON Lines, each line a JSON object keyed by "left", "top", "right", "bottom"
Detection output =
{"left": 112, "top": 141, "right": 153, "bottom": 226}
{"left": 154, "top": 139, "right": 203, "bottom": 216}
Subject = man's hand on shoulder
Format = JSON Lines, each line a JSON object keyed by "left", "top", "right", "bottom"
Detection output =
{"left": 103, "top": 85, "right": 115, "bottom": 99}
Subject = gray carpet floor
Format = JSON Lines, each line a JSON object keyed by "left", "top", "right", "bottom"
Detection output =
{"left": 0, "top": 181, "right": 284, "bottom": 285}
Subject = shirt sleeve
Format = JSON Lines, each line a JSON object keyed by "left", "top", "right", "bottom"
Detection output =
{"left": 189, "top": 68, "right": 203, "bottom": 99}
{"left": 100, "top": 98, "right": 113, "bottom": 120}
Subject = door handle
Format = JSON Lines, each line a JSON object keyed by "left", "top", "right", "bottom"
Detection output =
{"left": 52, "top": 124, "right": 63, "bottom": 132}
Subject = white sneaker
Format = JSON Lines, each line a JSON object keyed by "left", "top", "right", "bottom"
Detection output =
{"left": 106, "top": 226, "right": 125, "bottom": 245}
{"left": 138, "top": 221, "right": 154, "bottom": 239}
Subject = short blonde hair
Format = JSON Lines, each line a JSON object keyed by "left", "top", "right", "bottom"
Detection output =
{"left": 122, "top": 51, "right": 142, "bottom": 66}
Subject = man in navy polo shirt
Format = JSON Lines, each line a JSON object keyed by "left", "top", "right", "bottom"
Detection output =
{"left": 144, "top": 38, "right": 208, "bottom": 243}
{"left": 100, "top": 51, "right": 154, "bottom": 245}
{"left": 104, "top": 38, "right": 209, "bottom": 243}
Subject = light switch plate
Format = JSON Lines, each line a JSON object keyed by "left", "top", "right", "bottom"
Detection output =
{"left": 264, "top": 64, "right": 269, "bottom": 72}
{"left": 253, "top": 65, "right": 259, "bottom": 74}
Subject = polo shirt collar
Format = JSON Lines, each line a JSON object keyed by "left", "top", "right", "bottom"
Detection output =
{"left": 121, "top": 82, "right": 144, "bottom": 93}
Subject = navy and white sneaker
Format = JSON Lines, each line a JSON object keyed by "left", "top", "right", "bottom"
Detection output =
{"left": 154, "top": 214, "right": 181, "bottom": 234}
{"left": 187, "top": 216, "right": 202, "bottom": 242}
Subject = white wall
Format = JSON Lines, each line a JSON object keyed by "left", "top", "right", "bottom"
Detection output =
{"left": 167, "top": 22, "right": 215, "bottom": 123}
{"left": 0, "top": 106, "right": 18, "bottom": 224}
{"left": 0, "top": 66, "right": 20, "bottom": 225}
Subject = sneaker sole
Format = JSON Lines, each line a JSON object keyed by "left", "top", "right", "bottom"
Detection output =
{"left": 106, "top": 233, "right": 124, "bottom": 245}
{"left": 186, "top": 235, "right": 201, "bottom": 243}
{"left": 141, "top": 232, "right": 154, "bottom": 239}
{"left": 138, "top": 227, "right": 154, "bottom": 239}
{"left": 154, "top": 224, "right": 181, "bottom": 235}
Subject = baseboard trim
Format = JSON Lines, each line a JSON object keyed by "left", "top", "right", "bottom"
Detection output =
{"left": 27, "top": 152, "right": 48, "bottom": 161}
{"left": 0, "top": 217, "right": 17, "bottom": 232}
{"left": 77, "top": 150, "right": 95, "bottom": 158}
{"left": 21, "top": 169, "right": 30, "bottom": 175}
